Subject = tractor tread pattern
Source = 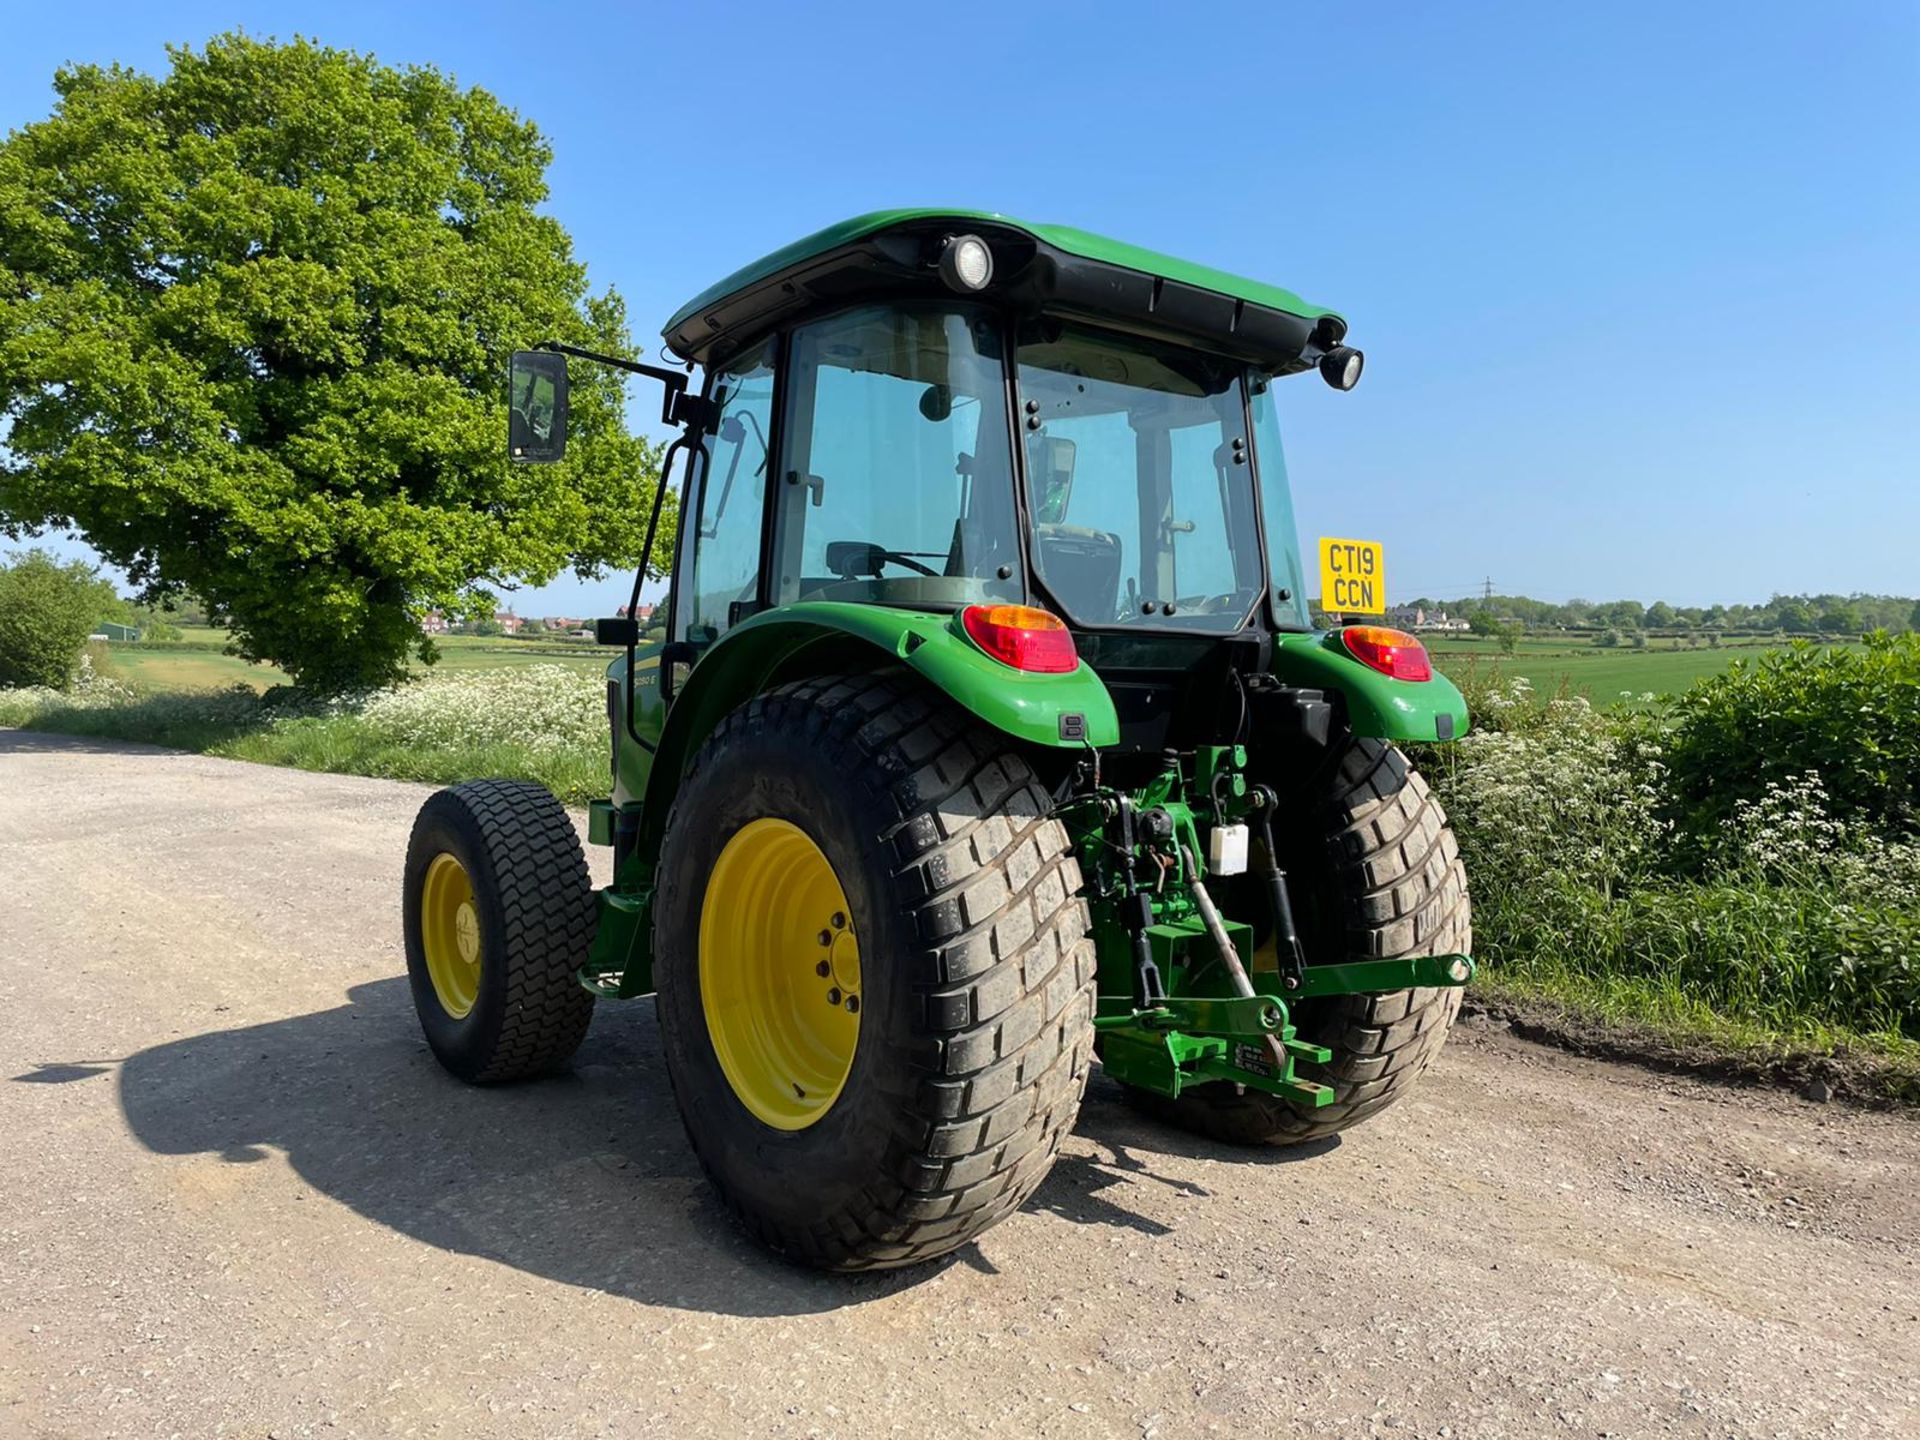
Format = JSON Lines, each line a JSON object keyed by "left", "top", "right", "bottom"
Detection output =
{"left": 1129, "top": 739, "right": 1469, "bottom": 1145}
{"left": 662, "top": 672, "right": 1096, "bottom": 1270}
{"left": 437, "top": 780, "right": 596, "bottom": 1082}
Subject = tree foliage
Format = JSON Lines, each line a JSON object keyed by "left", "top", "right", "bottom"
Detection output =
{"left": 0, "top": 35, "right": 667, "bottom": 689}
{"left": 0, "top": 548, "right": 117, "bottom": 689}
{"left": 1437, "top": 590, "right": 1918, "bottom": 636}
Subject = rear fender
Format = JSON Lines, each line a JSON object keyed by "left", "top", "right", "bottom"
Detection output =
{"left": 1269, "top": 631, "right": 1469, "bottom": 743}
{"left": 631, "top": 602, "right": 1119, "bottom": 859}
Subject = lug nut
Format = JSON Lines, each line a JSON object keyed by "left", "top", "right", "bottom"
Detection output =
{"left": 816, "top": 960, "right": 831, "bottom": 977}
{"left": 845, "top": 995, "right": 860, "bottom": 1014}
{"left": 827, "top": 987, "right": 842, "bottom": 1005}
{"left": 831, "top": 912, "right": 847, "bottom": 930}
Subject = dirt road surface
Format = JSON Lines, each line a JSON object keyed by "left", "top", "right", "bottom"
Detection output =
{"left": 2, "top": 730, "right": 1916, "bottom": 1439}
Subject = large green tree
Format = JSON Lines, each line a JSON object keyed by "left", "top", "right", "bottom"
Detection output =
{"left": 0, "top": 35, "right": 666, "bottom": 688}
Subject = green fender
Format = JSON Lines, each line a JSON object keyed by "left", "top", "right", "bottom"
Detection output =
{"left": 625, "top": 602, "right": 1119, "bottom": 858}
{"left": 1270, "top": 631, "right": 1470, "bottom": 743}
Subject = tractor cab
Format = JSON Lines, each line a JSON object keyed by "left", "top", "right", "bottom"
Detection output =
{"left": 511, "top": 211, "right": 1455, "bottom": 767}
{"left": 408, "top": 212, "right": 1476, "bottom": 1272}
{"left": 657, "top": 211, "right": 1348, "bottom": 661}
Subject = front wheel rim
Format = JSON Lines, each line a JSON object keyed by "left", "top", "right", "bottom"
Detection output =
{"left": 700, "top": 818, "right": 862, "bottom": 1130}
{"left": 420, "top": 852, "right": 483, "bottom": 1019}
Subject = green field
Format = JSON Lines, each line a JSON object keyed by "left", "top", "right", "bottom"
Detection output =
{"left": 100, "top": 627, "right": 609, "bottom": 691}
{"left": 1427, "top": 634, "right": 1813, "bottom": 705}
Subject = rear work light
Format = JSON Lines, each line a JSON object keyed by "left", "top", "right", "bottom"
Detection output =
{"left": 961, "top": 604, "right": 1078, "bottom": 674}
{"left": 1341, "top": 625, "right": 1433, "bottom": 682}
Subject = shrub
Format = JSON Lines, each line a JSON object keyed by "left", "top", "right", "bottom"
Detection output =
{"left": 1431, "top": 686, "right": 1920, "bottom": 1042}
{"left": 1664, "top": 633, "right": 1920, "bottom": 843}
{"left": 1430, "top": 679, "right": 1668, "bottom": 901}
{"left": 0, "top": 549, "right": 118, "bottom": 689}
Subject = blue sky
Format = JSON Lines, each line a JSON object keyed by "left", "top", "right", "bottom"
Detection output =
{"left": 6, "top": 2, "right": 1916, "bottom": 614}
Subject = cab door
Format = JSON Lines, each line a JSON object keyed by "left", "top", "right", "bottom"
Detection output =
{"left": 672, "top": 336, "right": 779, "bottom": 649}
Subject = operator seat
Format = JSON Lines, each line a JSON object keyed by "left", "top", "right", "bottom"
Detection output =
{"left": 1033, "top": 524, "right": 1124, "bottom": 623}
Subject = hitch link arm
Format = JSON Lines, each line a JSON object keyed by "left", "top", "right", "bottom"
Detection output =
{"left": 1181, "top": 844, "right": 1293, "bottom": 1079}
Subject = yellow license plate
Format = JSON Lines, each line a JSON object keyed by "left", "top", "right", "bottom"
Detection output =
{"left": 1317, "top": 537, "right": 1385, "bottom": 615}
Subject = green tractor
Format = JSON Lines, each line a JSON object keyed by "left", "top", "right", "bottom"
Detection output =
{"left": 403, "top": 210, "right": 1474, "bottom": 1270}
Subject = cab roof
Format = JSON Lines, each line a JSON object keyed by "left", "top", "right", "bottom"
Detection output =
{"left": 661, "top": 209, "right": 1347, "bottom": 372}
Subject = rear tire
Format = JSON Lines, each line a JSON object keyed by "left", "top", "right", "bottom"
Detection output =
{"left": 402, "top": 780, "right": 597, "bottom": 1083}
{"left": 653, "top": 673, "right": 1097, "bottom": 1271}
{"left": 1125, "top": 739, "right": 1469, "bottom": 1145}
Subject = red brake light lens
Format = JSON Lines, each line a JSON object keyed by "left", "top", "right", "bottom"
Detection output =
{"left": 1340, "top": 625, "right": 1432, "bottom": 682}
{"left": 961, "top": 604, "right": 1078, "bottom": 674}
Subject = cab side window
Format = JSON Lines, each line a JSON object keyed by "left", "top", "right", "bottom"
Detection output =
{"left": 680, "top": 339, "right": 777, "bottom": 644}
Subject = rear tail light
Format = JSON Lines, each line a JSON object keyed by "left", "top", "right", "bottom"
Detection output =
{"left": 1340, "top": 625, "right": 1432, "bottom": 682}
{"left": 960, "top": 604, "right": 1078, "bottom": 674}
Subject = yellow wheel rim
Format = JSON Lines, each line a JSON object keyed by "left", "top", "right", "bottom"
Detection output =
{"left": 700, "top": 818, "right": 862, "bottom": 1130}
{"left": 420, "top": 852, "right": 483, "bottom": 1020}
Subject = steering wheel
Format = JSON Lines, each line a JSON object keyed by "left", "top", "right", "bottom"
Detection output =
{"left": 878, "top": 550, "right": 941, "bottom": 578}
{"left": 1178, "top": 590, "right": 1257, "bottom": 616}
{"left": 829, "top": 541, "right": 942, "bottom": 580}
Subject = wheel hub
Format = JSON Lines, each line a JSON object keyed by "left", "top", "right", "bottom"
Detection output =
{"left": 699, "top": 818, "right": 861, "bottom": 1130}
{"left": 420, "top": 852, "right": 482, "bottom": 1019}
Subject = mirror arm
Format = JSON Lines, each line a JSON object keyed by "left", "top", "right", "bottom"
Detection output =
{"left": 531, "top": 340, "right": 715, "bottom": 429}
{"left": 527, "top": 340, "right": 719, "bottom": 747}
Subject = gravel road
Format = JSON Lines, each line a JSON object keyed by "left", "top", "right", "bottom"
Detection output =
{"left": 2, "top": 730, "right": 1916, "bottom": 1439}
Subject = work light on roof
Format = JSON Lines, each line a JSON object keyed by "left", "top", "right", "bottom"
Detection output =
{"left": 939, "top": 234, "right": 994, "bottom": 292}
{"left": 1319, "top": 345, "right": 1365, "bottom": 391}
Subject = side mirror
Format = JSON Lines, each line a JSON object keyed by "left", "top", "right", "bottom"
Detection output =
{"left": 1032, "top": 436, "right": 1076, "bottom": 524}
{"left": 594, "top": 616, "right": 639, "bottom": 647}
{"left": 508, "top": 350, "right": 569, "bottom": 462}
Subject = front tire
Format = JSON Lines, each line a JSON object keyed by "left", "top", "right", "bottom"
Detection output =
{"left": 1127, "top": 739, "right": 1470, "bottom": 1145}
{"left": 654, "top": 673, "right": 1097, "bottom": 1271}
{"left": 402, "top": 780, "right": 597, "bottom": 1083}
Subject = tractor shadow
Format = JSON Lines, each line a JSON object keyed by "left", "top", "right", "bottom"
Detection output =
{"left": 103, "top": 977, "right": 1329, "bottom": 1315}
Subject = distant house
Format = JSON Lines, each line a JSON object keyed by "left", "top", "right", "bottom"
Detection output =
{"left": 420, "top": 612, "right": 450, "bottom": 635}
{"left": 90, "top": 621, "right": 140, "bottom": 642}
{"left": 542, "top": 616, "right": 584, "bottom": 632}
{"left": 494, "top": 611, "right": 524, "bottom": 635}
{"left": 1383, "top": 605, "right": 1470, "bottom": 633}
{"left": 617, "top": 603, "right": 658, "bottom": 623}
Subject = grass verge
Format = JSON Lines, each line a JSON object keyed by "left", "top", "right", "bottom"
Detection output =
{"left": 0, "top": 669, "right": 608, "bottom": 805}
{"left": 1466, "top": 971, "right": 1920, "bottom": 1107}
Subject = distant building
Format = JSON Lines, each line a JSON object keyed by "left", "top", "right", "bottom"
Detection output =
{"left": 420, "top": 612, "right": 450, "bottom": 635}
{"left": 1384, "top": 605, "right": 1470, "bottom": 633}
{"left": 90, "top": 621, "right": 140, "bottom": 642}
{"left": 542, "top": 616, "right": 584, "bottom": 632}
{"left": 617, "top": 603, "right": 658, "bottom": 623}
{"left": 494, "top": 611, "right": 524, "bottom": 634}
